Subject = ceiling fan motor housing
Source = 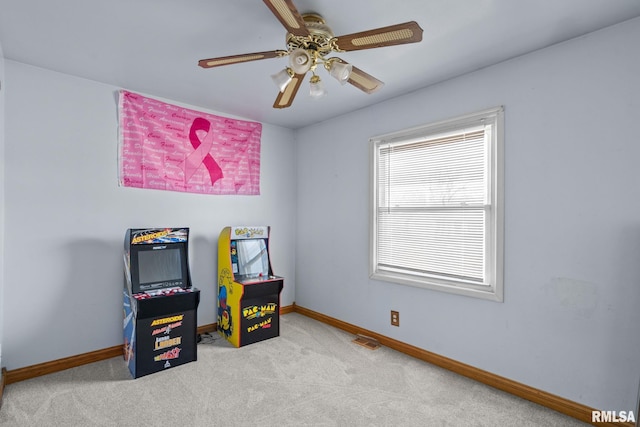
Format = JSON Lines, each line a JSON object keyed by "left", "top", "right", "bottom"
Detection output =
{"left": 286, "top": 13, "right": 340, "bottom": 58}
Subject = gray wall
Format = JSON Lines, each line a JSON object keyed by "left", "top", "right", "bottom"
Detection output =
{"left": 2, "top": 62, "right": 297, "bottom": 370}
{"left": 295, "top": 18, "right": 640, "bottom": 411}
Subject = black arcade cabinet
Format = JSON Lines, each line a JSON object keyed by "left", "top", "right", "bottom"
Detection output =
{"left": 123, "top": 227, "right": 200, "bottom": 378}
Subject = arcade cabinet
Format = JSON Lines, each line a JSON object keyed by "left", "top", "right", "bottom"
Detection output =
{"left": 123, "top": 227, "right": 200, "bottom": 378}
{"left": 217, "top": 226, "right": 284, "bottom": 347}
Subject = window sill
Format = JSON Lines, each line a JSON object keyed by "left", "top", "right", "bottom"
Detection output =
{"left": 370, "top": 270, "right": 503, "bottom": 302}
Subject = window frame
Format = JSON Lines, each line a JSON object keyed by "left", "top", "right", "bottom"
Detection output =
{"left": 369, "top": 107, "right": 504, "bottom": 301}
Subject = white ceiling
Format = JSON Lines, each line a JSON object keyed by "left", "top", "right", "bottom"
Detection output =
{"left": 1, "top": 0, "right": 640, "bottom": 129}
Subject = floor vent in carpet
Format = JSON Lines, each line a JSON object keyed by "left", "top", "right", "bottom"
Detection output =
{"left": 352, "top": 334, "right": 380, "bottom": 350}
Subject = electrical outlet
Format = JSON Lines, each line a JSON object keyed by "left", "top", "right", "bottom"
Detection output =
{"left": 391, "top": 310, "right": 399, "bottom": 326}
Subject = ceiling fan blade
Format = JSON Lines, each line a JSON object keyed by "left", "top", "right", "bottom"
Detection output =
{"left": 262, "top": 0, "right": 310, "bottom": 37}
{"left": 347, "top": 65, "right": 385, "bottom": 94}
{"left": 335, "top": 21, "right": 423, "bottom": 52}
{"left": 198, "top": 50, "right": 285, "bottom": 68}
{"left": 332, "top": 58, "right": 384, "bottom": 94}
{"left": 273, "top": 73, "right": 305, "bottom": 109}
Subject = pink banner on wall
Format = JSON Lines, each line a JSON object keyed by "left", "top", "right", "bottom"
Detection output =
{"left": 118, "top": 90, "right": 261, "bottom": 195}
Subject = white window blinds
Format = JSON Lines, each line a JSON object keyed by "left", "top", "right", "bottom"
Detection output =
{"left": 370, "top": 107, "right": 503, "bottom": 300}
{"left": 377, "top": 127, "right": 487, "bottom": 283}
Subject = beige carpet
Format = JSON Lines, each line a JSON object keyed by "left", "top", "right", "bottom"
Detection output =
{"left": 0, "top": 313, "right": 587, "bottom": 426}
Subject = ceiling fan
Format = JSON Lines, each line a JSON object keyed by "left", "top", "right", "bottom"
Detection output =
{"left": 198, "top": 0, "right": 423, "bottom": 109}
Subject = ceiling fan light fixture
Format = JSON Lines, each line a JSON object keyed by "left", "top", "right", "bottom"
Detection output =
{"left": 309, "top": 74, "right": 327, "bottom": 98}
{"left": 328, "top": 60, "right": 353, "bottom": 85}
{"left": 288, "top": 48, "right": 313, "bottom": 74}
{"left": 271, "top": 67, "right": 294, "bottom": 92}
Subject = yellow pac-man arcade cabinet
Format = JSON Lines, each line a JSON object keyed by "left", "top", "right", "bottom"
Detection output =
{"left": 217, "top": 226, "right": 284, "bottom": 347}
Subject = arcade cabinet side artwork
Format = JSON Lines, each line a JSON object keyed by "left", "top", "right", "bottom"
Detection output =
{"left": 123, "top": 227, "right": 200, "bottom": 378}
{"left": 217, "top": 226, "right": 284, "bottom": 347}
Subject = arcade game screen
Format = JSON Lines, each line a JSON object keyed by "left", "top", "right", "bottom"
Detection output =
{"left": 234, "top": 239, "right": 269, "bottom": 278}
{"left": 137, "top": 248, "right": 183, "bottom": 287}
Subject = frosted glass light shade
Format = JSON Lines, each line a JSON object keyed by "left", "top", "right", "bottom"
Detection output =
{"left": 329, "top": 61, "right": 353, "bottom": 85}
{"left": 309, "top": 76, "right": 327, "bottom": 98}
{"left": 289, "top": 48, "right": 313, "bottom": 74}
{"left": 271, "top": 68, "right": 293, "bottom": 93}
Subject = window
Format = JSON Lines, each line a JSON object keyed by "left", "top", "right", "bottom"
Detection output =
{"left": 370, "top": 107, "right": 504, "bottom": 301}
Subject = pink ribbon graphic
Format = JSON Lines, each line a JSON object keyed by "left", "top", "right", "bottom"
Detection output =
{"left": 183, "top": 117, "right": 223, "bottom": 185}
